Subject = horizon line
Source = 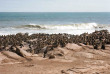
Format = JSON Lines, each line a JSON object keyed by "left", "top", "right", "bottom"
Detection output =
{"left": 0, "top": 11, "right": 110, "bottom": 13}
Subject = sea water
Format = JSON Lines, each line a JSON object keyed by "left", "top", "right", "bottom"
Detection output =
{"left": 0, "top": 12, "right": 110, "bottom": 35}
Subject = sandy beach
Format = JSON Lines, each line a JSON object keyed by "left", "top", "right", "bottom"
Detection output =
{"left": 0, "top": 30, "right": 110, "bottom": 74}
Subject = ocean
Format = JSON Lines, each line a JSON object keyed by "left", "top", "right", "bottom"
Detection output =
{"left": 0, "top": 12, "right": 110, "bottom": 35}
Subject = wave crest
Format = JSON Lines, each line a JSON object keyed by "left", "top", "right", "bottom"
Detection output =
{"left": 16, "top": 23, "right": 98, "bottom": 30}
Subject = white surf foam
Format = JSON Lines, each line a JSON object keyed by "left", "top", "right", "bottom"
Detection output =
{"left": 0, "top": 23, "right": 109, "bottom": 35}
{"left": 18, "top": 23, "right": 98, "bottom": 30}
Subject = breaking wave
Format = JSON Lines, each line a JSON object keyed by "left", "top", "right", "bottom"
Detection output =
{"left": 0, "top": 23, "right": 109, "bottom": 35}
{"left": 16, "top": 23, "right": 99, "bottom": 30}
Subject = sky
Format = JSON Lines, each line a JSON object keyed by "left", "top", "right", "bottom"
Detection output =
{"left": 0, "top": 0, "right": 110, "bottom": 12}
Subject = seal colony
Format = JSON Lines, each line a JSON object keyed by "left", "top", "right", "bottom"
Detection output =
{"left": 0, "top": 30, "right": 110, "bottom": 57}
{"left": 0, "top": 30, "right": 110, "bottom": 74}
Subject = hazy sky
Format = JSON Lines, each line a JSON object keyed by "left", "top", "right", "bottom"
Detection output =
{"left": 0, "top": 0, "right": 110, "bottom": 12}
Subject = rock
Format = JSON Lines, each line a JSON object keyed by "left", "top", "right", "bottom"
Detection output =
{"left": 78, "top": 43, "right": 86, "bottom": 46}
{"left": 74, "top": 52, "right": 94, "bottom": 59}
{"left": 56, "top": 47, "right": 69, "bottom": 55}
{"left": 49, "top": 54, "right": 55, "bottom": 59}
{"left": 61, "top": 70, "right": 66, "bottom": 73}
{"left": 49, "top": 47, "right": 65, "bottom": 57}
{"left": 54, "top": 50, "right": 64, "bottom": 56}
{"left": 78, "top": 43, "right": 93, "bottom": 49}
{"left": 86, "top": 45, "right": 93, "bottom": 49}
{"left": 16, "top": 47, "right": 32, "bottom": 57}
{"left": 31, "top": 54, "right": 38, "bottom": 57}
{"left": 65, "top": 43, "right": 82, "bottom": 51}
{"left": 93, "top": 50, "right": 110, "bottom": 58}
{"left": 1, "top": 51, "right": 23, "bottom": 60}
